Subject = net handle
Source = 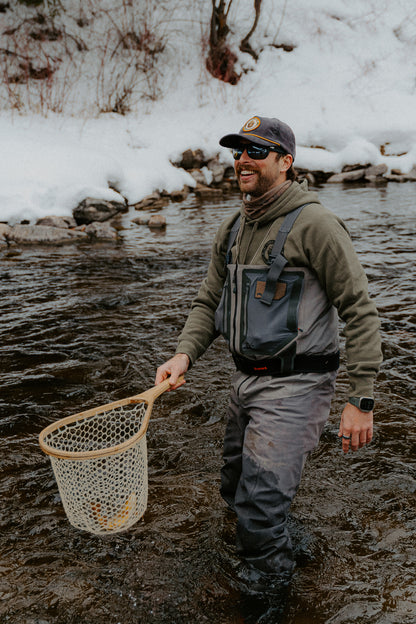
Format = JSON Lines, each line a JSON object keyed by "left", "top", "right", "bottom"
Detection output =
{"left": 39, "top": 375, "right": 184, "bottom": 460}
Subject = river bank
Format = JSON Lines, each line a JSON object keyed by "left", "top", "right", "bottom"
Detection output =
{"left": 1, "top": 146, "right": 416, "bottom": 249}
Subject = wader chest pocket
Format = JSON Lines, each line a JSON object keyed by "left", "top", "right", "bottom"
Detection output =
{"left": 240, "top": 268, "right": 304, "bottom": 358}
{"left": 215, "top": 265, "right": 305, "bottom": 359}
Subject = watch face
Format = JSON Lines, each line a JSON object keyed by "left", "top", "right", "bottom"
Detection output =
{"left": 360, "top": 398, "right": 374, "bottom": 411}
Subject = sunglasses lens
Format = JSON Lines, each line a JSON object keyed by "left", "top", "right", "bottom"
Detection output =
{"left": 232, "top": 145, "right": 271, "bottom": 160}
{"left": 232, "top": 147, "right": 243, "bottom": 160}
{"left": 248, "top": 145, "right": 270, "bottom": 159}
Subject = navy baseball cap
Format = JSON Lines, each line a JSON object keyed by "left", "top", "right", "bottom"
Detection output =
{"left": 219, "top": 115, "right": 296, "bottom": 160}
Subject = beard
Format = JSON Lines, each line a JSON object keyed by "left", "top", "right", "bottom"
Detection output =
{"left": 235, "top": 164, "right": 279, "bottom": 197}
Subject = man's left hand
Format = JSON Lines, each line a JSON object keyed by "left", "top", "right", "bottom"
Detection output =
{"left": 338, "top": 403, "right": 373, "bottom": 454}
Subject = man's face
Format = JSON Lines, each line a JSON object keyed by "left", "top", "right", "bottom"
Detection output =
{"left": 234, "top": 142, "right": 292, "bottom": 197}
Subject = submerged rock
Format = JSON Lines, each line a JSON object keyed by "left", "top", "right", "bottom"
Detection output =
{"left": 148, "top": 214, "right": 166, "bottom": 229}
{"left": 6, "top": 225, "right": 88, "bottom": 245}
{"left": 83, "top": 222, "right": 119, "bottom": 240}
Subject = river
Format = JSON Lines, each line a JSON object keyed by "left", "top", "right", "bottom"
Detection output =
{"left": 0, "top": 183, "right": 415, "bottom": 624}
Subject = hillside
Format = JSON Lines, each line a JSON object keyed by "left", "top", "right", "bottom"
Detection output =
{"left": 1, "top": 0, "right": 416, "bottom": 223}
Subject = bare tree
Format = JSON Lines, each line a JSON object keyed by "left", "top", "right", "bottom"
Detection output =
{"left": 240, "top": 0, "right": 262, "bottom": 60}
{"left": 206, "top": 0, "right": 264, "bottom": 83}
{"left": 206, "top": 0, "right": 239, "bottom": 84}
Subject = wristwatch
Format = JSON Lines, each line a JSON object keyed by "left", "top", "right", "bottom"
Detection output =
{"left": 348, "top": 397, "right": 374, "bottom": 412}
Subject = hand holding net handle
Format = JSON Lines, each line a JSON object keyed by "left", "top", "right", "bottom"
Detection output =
{"left": 130, "top": 375, "right": 185, "bottom": 405}
{"left": 39, "top": 375, "right": 185, "bottom": 460}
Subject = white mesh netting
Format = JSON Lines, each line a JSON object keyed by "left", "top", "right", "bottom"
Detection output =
{"left": 42, "top": 401, "right": 149, "bottom": 535}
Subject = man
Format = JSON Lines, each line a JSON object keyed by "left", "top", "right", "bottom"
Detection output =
{"left": 155, "top": 116, "right": 382, "bottom": 590}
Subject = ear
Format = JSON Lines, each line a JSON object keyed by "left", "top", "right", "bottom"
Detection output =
{"left": 280, "top": 154, "right": 293, "bottom": 172}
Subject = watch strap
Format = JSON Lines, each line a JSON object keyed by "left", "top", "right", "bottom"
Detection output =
{"left": 348, "top": 396, "right": 374, "bottom": 412}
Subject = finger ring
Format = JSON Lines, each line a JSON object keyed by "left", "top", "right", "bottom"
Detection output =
{"left": 342, "top": 434, "right": 351, "bottom": 440}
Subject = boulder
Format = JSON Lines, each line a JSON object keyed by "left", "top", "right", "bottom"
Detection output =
{"left": 365, "top": 164, "right": 387, "bottom": 177}
{"left": 132, "top": 216, "right": 150, "bottom": 225}
{"left": 195, "top": 185, "right": 223, "bottom": 200}
{"left": 327, "top": 169, "right": 366, "bottom": 183}
{"left": 148, "top": 214, "right": 166, "bottom": 229}
{"left": 342, "top": 163, "right": 371, "bottom": 172}
{"left": 179, "top": 148, "right": 205, "bottom": 170}
{"left": 36, "top": 215, "right": 77, "bottom": 228}
{"left": 83, "top": 222, "right": 118, "bottom": 240}
{"left": 73, "top": 198, "right": 126, "bottom": 224}
{"left": 170, "top": 187, "right": 189, "bottom": 202}
{"left": 207, "top": 158, "right": 226, "bottom": 184}
{"left": 384, "top": 174, "right": 407, "bottom": 183}
{"left": 365, "top": 175, "right": 388, "bottom": 185}
{"left": 6, "top": 225, "right": 88, "bottom": 244}
{"left": 133, "top": 192, "right": 169, "bottom": 211}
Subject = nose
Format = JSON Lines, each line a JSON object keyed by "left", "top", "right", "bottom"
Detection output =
{"left": 238, "top": 147, "right": 252, "bottom": 163}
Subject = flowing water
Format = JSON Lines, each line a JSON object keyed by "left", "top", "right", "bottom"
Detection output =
{"left": 0, "top": 183, "right": 415, "bottom": 624}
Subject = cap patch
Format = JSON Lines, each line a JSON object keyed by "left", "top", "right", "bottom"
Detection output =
{"left": 242, "top": 116, "right": 261, "bottom": 132}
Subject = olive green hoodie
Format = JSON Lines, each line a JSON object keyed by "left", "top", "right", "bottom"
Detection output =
{"left": 176, "top": 180, "right": 382, "bottom": 397}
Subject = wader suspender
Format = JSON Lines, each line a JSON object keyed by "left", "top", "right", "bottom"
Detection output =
{"left": 260, "top": 204, "right": 309, "bottom": 305}
{"left": 226, "top": 204, "right": 310, "bottom": 303}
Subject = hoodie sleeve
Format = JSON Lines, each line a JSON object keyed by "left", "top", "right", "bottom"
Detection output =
{"left": 291, "top": 204, "right": 383, "bottom": 397}
{"left": 175, "top": 212, "right": 238, "bottom": 365}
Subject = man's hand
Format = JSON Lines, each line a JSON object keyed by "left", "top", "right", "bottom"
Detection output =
{"left": 155, "top": 353, "right": 190, "bottom": 389}
{"left": 338, "top": 403, "right": 373, "bottom": 454}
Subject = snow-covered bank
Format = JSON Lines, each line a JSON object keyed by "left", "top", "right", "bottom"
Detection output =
{"left": 1, "top": 0, "right": 416, "bottom": 225}
{"left": 1, "top": 109, "right": 416, "bottom": 226}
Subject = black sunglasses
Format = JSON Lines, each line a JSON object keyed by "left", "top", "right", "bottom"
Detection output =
{"left": 232, "top": 144, "right": 284, "bottom": 160}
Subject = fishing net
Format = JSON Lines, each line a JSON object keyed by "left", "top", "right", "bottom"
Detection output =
{"left": 39, "top": 379, "right": 175, "bottom": 535}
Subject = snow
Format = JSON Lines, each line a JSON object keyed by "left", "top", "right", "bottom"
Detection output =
{"left": 0, "top": 0, "right": 415, "bottom": 224}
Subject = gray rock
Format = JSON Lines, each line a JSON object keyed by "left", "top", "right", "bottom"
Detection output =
{"left": 148, "top": 214, "right": 166, "bottom": 229}
{"left": 365, "top": 174, "right": 388, "bottom": 184}
{"left": 170, "top": 187, "right": 189, "bottom": 202}
{"left": 207, "top": 158, "right": 226, "bottom": 183}
{"left": 6, "top": 225, "right": 88, "bottom": 244}
{"left": 195, "top": 185, "right": 223, "bottom": 200}
{"left": 384, "top": 173, "right": 408, "bottom": 183}
{"left": 36, "top": 215, "right": 77, "bottom": 228}
{"left": 83, "top": 222, "right": 118, "bottom": 240}
{"left": 133, "top": 192, "right": 169, "bottom": 211}
{"left": 365, "top": 164, "right": 387, "bottom": 177}
{"left": 132, "top": 216, "right": 150, "bottom": 225}
{"left": 342, "top": 163, "right": 370, "bottom": 172}
{"left": 327, "top": 169, "right": 366, "bottom": 183}
{"left": 179, "top": 148, "right": 205, "bottom": 170}
{"left": 73, "top": 198, "right": 126, "bottom": 224}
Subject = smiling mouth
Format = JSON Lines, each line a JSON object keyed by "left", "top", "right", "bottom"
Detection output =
{"left": 238, "top": 169, "right": 257, "bottom": 180}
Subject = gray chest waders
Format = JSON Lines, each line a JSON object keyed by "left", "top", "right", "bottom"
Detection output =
{"left": 214, "top": 205, "right": 340, "bottom": 376}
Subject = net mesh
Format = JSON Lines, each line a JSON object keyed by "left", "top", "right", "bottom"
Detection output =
{"left": 42, "top": 401, "right": 149, "bottom": 535}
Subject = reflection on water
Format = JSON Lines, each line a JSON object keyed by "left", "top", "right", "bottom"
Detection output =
{"left": 0, "top": 184, "right": 415, "bottom": 624}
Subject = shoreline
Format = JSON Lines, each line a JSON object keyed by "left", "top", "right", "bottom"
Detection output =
{"left": 1, "top": 148, "right": 416, "bottom": 248}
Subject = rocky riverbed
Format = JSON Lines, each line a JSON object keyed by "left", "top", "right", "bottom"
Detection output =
{"left": 1, "top": 148, "right": 416, "bottom": 248}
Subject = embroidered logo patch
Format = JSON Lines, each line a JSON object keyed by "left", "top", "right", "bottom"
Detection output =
{"left": 242, "top": 116, "right": 261, "bottom": 132}
{"left": 261, "top": 240, "right": 275, "bottom": 265}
